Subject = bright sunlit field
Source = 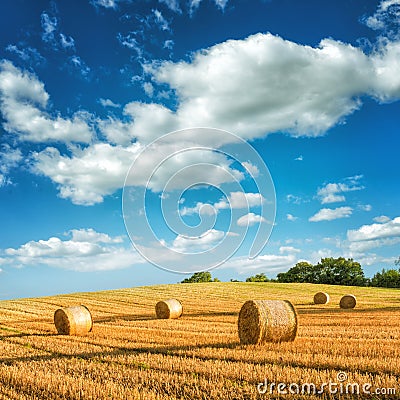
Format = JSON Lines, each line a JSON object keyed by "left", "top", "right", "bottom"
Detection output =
{"left": 0, "top": 282, "right": 399, "bottom": 399}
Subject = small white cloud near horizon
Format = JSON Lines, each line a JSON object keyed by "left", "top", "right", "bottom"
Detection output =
{"left": 279, "top": 246, "right": 301, "bottom": 254}
{"left": 181, "top": 191, "right": 265, "bottom": 216}
{"left": 309, "top": 206, "right": 353, "bottom": 222}
{"left": 237, "top": 213, "right": 267, "bottom": 227}
{"left": 221, "top": 253, "right": 297, "bottom": 275}
{"left": 3, "top": 228, "right": 142, "bottom": 272}
{"left": 172, "top": 229, "right": 228, "bottom": 252}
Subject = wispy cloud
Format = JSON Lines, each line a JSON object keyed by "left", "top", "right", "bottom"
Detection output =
{"left": 90, "top": 0, "right": 120, "bottom": 9}
{"left": 364, "top": 0, "right": 400, "bottom": 37}
{"left": 286, "top": 213, "right": 298, "bottom": 221}
{"left": 41, "top": 12, "right": 58, "bottom": 43}
{"left": 0, "top": 144, "right": 22, "bottom": 187}
{"left": 317, "top": 175, "right": 364, "bottom": 204}
{"left": 286, "top": 194, "right": 304, "bottom": 205}
{"left": 159, "top": 0, "right": 181, "bottom": 14}
{"left": 6, "top": 45, "right": 46, "bottom": 66}
{"left": 99, "top": 98, "right": 121, "bottom": 108}
{"left": 152, "top": 9, "right": 170, "bottom": 31}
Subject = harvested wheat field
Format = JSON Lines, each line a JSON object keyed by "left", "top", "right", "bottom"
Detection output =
{"left": 0, "top": 282, "right": 399, "bottom": 399}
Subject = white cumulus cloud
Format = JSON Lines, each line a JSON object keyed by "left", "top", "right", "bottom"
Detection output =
{"left": 172, "top": 229, "right": 225, "bottom": 252}
{"left": 0, "top": 61, "right": 93, "bottom": 143}
{"left": 309, "top": 206, "right": 353, "bottom": 222}
{"left": 137, "top": 33, "right": 400, "bottom": 141}
{"left": 347, "top": 216, "right": 400, "bottom": 241}
{"left": 237, "top": 213, "right": 267, "bottom": 227}
{"left": 317, "top": 175, "right": 364, "bottom": 204}
{"left": 3, "top": 229, "right": 143, "bottom": 272}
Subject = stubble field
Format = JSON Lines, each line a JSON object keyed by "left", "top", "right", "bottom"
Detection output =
{"left": 0, "top": 282, "right": 399, "bottom": 399}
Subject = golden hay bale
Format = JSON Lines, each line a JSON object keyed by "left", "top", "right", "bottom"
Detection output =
{"left": 238, "top": 300, "right": 297, "bottom": 344}
{"left": 155, "top": 299, "right": 183, "bottom": 319}
{"left": 340, "top": 294, "right": 357, "bottom": 309}
{"left": 314, "top": 292, "right": 330, "bottom": 305}
{"left": 54, "top": 305, "right": 93, "bottom": 335}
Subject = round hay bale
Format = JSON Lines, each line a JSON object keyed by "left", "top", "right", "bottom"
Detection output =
{"left": 54, "top": 305, "right": 93, "bottom": 335}
{"left": 314, "top": 292, "right": 330, "bottom": 305}
{"left": 238, "top": 300, "right": 297, "bottom": 344}
{"left": 155, "top": 299, "right": 183, "bottom": 319}
{"left": 340, "top": 294, "right": 357, "bottom": 309}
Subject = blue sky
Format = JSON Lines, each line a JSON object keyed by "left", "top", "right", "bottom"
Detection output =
{"left": 0, "top": 0, "right": 399, "bottom": 300}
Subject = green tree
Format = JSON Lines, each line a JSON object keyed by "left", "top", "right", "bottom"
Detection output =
{"left": 181, "top": 271, "right": 217, "bottom": 283}
{"left": 277, "top": 262, "right": 314, "bottom": 283}
{"left": 371, "top": 268, "right": 400, "bottom": 288}
{"left": 315, "top": 257, "right": 366, "bottom": 286}
{"left": 277, "top": 258, "right": 366, "bottom": 286}
{"left": 245, "top": 273, "right": 269, "bottom": 282}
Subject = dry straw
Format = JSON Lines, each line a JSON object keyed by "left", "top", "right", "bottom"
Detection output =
{"left": 155, "top": 299, "right": 183, "bottom": 319}
{"left": 340, "top": 294, "right": 357, "bottom": 309}
{"left": 314, "top": 292, "right": 330, "bottom": 305}
{"left": 54, "top": 305, "right": 93, "bottom": 335}
{"left": 238, "top": 300, "right": 297, "bottom": 344}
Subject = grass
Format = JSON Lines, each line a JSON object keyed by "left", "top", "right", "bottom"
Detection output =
{"left": 0, "top": 282, "right": 399, "bottom": 399}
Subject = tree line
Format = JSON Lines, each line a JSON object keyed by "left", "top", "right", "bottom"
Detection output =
{"left": 181, "top": 257, "right": 400, "bottom": 288}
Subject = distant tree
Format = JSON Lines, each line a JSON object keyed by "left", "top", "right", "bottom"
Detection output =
{"left": 371, "top": 268, "right": 400, "bottom": 288}
{"left": 395, "top": 257, "right": 400, "bottom": 266}
{"left": 230, "top": 279, "right": 241, "bottom": 282}
{"left": 245, "top": 273, "right": 269, "bottom": 282}
{"left": 277, "top": 258, "right": 366, "bottom": 286}
{"left": 315, "top": 257, "right": 366, "bottom": 286}
{"left": 277, "top": 262, "right": 314, "bottom": 283}
{"left": 181, "top": 271, "right": 215, "bottom": 283}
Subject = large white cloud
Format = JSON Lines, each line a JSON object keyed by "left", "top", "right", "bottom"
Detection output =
{"left": 347, "top": 216, "right": 400, "bottom": 241}
{"left": 3, "top": 229, "right": 143, "bottom": 272}
{"left": 32, "top": 143, "right": 142, "bottom": 205}
{"left": 32, "top": 140, "right": 244, "bottom": 205}
{"left": 0, "top": 61, "right": 93, "bottom": 143}
{"left": 4, "top": 25, "right": 400, "bottom": 205}
{"left": 138, "top": 33, "right": 400, "bottom": 140}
